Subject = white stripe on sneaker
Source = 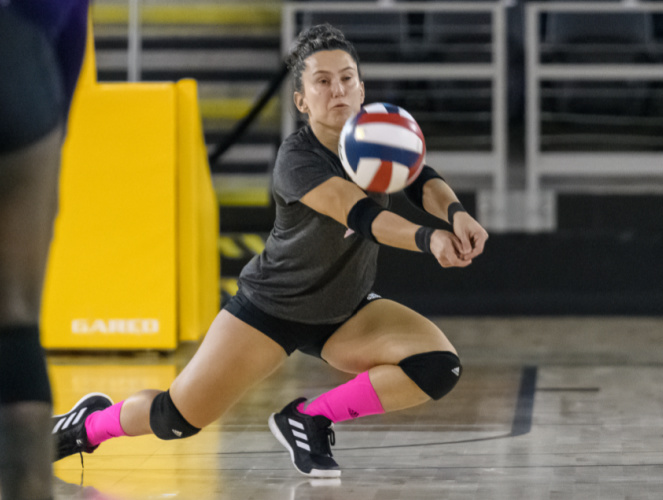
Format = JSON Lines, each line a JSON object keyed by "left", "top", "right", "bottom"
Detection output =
{"left": 292, "top": 430, "right": 307, "bottom": 441}
{"left": 52, "top": 417, "right": 66, "bottom": 434}
{"left": 72, "top": 407, "right": 88, "bottom": 425}
{"left": 288, "top": 418, "right": 304, "bottom": 430}
{"left": 62, "top": 411, "right": 78, "bottom": 430}
{"left": 296, "top": 440, "right": 311, "bottom": 451}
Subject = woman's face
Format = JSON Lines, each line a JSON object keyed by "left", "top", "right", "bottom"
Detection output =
{"left": 295, "top": 49, "right": 365, "bottom": 133}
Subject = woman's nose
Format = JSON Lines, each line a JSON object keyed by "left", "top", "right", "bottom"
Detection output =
{"left": 331, "top": 79, "right": 345, "bottom": 97}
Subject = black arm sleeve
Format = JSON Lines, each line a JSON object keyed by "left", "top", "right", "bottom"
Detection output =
{"left": 347, "top": 197, "right": 386, "bottom": 243}
{"left": 403, "top": 165, "right": 445, "bottom": 211}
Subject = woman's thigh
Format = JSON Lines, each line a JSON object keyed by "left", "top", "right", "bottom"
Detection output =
{"left": 169, "top": 309, "right": 288, "bottom": 428}
{"left": 321, "top": 299, "right": 456, "bottom": 374}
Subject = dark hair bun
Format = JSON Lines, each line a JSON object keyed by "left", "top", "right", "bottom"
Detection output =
{"left": 286, "top": 23, "right": 361, "bottom": 92}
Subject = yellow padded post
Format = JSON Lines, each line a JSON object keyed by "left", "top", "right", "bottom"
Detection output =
{"left": 42, "top": 21, "right": 218, "bottom": 350}
{"left": 41, "top": 83, "right": 180, "bottom": 350}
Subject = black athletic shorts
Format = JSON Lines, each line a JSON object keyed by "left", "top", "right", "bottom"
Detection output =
{"left": 224, "top": 290, "right": 383, "bottom": 359}
{"left": 0, "top": 1, "right": 88, "bottom": 153}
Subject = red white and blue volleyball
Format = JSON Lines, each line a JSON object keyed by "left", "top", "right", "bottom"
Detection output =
{"left": 338, "top": 102, "right": 426, "bottom": 194}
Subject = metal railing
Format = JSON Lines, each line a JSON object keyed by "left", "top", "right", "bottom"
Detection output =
{"left": 525, "top": 1, "right": 663, "bottom": 230}
{"left": 128, "top": 0, "right": 142, "bottom": 81}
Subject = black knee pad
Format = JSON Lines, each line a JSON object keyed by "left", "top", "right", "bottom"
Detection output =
{"left": 149, "top": 390, "right": 201, "bottom": 440}
{"left": 398, "top": 351, "right": 462, "bottom": 400}
{"left": 0, "top": 324, "right": 52, "bottom": 404}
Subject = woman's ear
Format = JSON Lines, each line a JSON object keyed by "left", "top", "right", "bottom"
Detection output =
{"left": 294, "top": 92, "right": 308, "bottom": 113}
{"left": 360, "top": 81, "right": 365, "bottom": 104}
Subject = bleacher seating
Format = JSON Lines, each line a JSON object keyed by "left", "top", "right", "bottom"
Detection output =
{"left": 287, "top": 3, "right": 504, "bottom": 166}
{"left": 539, "top": 8, "right": 662, "bottom": 152}
{"left": 88, "top": 0, "right": 663, "bottom": 236}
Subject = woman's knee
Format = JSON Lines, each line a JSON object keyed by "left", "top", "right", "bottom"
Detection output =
{"left": 149, "top": 390, "right": 201, "bottom": 440}
{"left": 388, "top": 323, "right": 462, "bottom": 401}
{"left": 398, "top": 322, "right": 463, "bottom": 400}
{"left": 398, "top": 350, "right": 462, "bottom": 401}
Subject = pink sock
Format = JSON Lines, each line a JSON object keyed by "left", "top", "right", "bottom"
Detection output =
{"left": 85, "top": 401, "right": 128, "bottom": 446}
{"left": 298, "top": 371, "right": 385, "bottom": 423}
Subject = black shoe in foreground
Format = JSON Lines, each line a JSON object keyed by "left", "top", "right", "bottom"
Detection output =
{"left": 268, "top": 397, "right": 340, "bottom": 478}
{"left": 52, "top": 392, "right": 114, "bottom": 461}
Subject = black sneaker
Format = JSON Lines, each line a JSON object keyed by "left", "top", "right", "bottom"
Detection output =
{"left": 52, "top": 392, "right": 114, "bottom": 461}
{"left": 268, "top": 397, "right": 340, "bottom": 478}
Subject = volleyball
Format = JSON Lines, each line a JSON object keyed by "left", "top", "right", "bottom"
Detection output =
{"left": 338, "top": 102, "right": 426, "bottom": 194}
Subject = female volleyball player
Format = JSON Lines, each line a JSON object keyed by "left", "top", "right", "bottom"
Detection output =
{"left": 1, "top": 1, "right": 89, "bottom": 498}
{"left": 52, "top": 24, "right": 488, "bottom": 478}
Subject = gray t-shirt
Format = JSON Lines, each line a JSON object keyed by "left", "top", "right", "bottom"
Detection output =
{"left": 237, "top": 125, "right": 390, "bottom": 324}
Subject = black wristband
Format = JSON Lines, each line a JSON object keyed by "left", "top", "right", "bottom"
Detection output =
{"left": 415, "top": 226, "right": 435, "bottom": 254}
{"left": 447, "top": 202, "right": 466, "bottom": 228}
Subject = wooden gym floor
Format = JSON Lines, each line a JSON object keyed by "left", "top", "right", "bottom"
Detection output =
{"left": 49, "top": 317, "right": 663, "bottom": 500}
